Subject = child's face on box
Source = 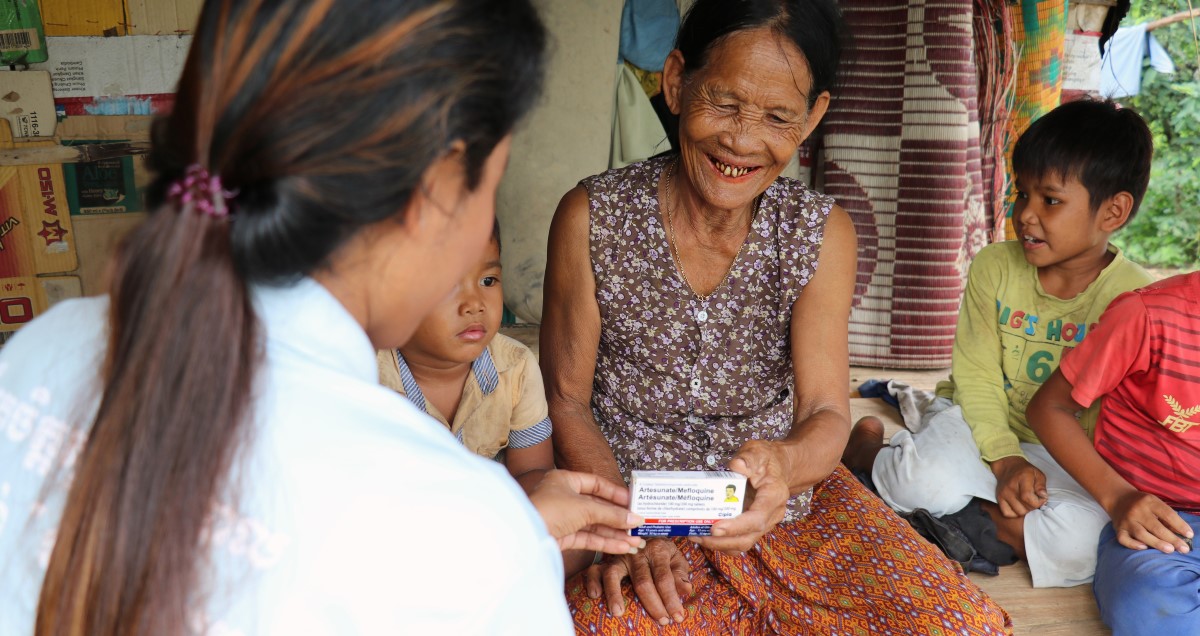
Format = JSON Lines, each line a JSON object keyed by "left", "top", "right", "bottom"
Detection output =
{"left": 1013, "top": 171, "right": 1116, "bottom": 271}
{"left": 404, "top": 237, "right": 504, "bottom": 365}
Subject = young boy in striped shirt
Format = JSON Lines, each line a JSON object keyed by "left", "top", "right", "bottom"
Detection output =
{"left": 1029, "top": 271, "right": 1200, "bottom": 635}
{"left": 376, "top": 224, "right": 555, "bottom": 495}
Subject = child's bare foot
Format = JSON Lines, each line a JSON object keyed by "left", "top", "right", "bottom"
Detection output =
{"left": 842, "top": 416, "right": 886, "bottom": 471}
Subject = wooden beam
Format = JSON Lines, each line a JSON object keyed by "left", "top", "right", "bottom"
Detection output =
{"left": 0, "top": 141, "right": 150, "bottom": 166}
{"left": 1147, "top": 8, "right": 1200, "bottom": 32}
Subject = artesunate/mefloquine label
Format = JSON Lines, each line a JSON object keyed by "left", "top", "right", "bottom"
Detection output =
{"left": 629, "top": 470, "right": 747, "bottom": 537}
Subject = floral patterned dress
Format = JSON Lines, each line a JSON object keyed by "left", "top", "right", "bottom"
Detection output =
{"left": 588, "top": 155, "right": 825, "bottom": 521}
{"left": 565, "top": 156, "right": 1012, "bottom": 635}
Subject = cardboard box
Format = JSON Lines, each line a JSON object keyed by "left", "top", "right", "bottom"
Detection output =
{"left": 126, "top": 0, "right": 201, "bottom": 35}
{"left": 68, "top": 211, "right": 140, "bottom": 295}
{"left": 0, "top": 0, "right": 48, "bottom": 64}
{"left": 0, "top": 276, "right": 74, "bottom": 328}
{"left": 37, "top": 0, "right": 126, "bottom": 37}
{"left": 62, "top": 140, "right": 143, "bottom": 215}
{"left": 36, "top": 0, "right": 201, "bottom": 36}
{"left": 54, "top": 115, "right": 153, "bottom": 216}
{"left": 54, "top": 113, "right": 152, "bottom": 141}
{"left": 54, "top": 115, "right": 148, "bottom": 295}
{"left": 16, "top": 35, "right": 189, "bottom": 115}
{"left": 0, "top": 120, "right": 80, "bottom": 331}
{"left": 0, "top": 70, "right": 56, "bottom": 138}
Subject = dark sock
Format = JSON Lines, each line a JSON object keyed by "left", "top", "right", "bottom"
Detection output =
{"left": 941, "top": 499, "right": 1018, "bottom": 567}
{"left": 902, "top": 508, "right": 977, "bottom": 571}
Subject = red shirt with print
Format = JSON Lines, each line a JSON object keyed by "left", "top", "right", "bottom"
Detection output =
{"left": 1059, "top": 271, "right": 1200, "bottom": 513}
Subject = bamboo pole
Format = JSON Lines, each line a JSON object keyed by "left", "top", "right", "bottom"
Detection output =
{"left": 1147, "top": 8, "right": 1200, "bottom": 32}
{"left": 0, "top": 141, "right": 149, "bottom": 166}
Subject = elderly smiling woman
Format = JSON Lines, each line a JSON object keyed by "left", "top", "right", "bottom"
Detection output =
{"left": 542, "top": 0, "right": 1014, "bottom": 633}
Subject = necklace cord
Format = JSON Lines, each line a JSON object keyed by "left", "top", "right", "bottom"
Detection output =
{"left": 663, "top": 158, "right": 761, "bottom": 301}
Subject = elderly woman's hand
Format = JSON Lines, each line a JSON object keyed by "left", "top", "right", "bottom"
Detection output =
{"left": 585, "top": 537, "right": 695, "bottom": 625}
{"left": 529, "top": 469, "right": 646, "bottom": 554}
{"left": 693, "top": 439, "right": 797, "bottom": 553}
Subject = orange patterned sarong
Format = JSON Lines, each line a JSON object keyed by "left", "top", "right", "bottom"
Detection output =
{"left": 568, "top": 465, "right": 1013, "bottom": 635}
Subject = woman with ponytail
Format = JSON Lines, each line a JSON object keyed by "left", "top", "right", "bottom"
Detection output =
{"left": 0, "top": 0, "right": 642, "bottom": 633}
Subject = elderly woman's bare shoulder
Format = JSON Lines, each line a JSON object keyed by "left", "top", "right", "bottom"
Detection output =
{"left": 553, "top": 184, "right": 589, "bottom": 217}
{"left": 827, "top": 202, "right": 855, "bottom": 232}
{"left": 549, "top": 185, "right": 590, "bottom": 243}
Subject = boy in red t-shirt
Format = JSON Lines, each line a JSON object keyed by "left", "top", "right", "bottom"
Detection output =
{"left": 1029, "top": 271, "right": 1200, "bottom": 635}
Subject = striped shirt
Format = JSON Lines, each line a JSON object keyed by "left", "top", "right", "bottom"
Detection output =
{"left": 376, "top": 333, "right": 552, "bottom": 460}
{"left": 1060, "top": 271, "right": 1200, "bottom": 513}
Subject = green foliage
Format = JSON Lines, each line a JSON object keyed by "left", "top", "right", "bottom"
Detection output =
{"left": 1110, "top": 1, "right": 1200, "bottom": 268}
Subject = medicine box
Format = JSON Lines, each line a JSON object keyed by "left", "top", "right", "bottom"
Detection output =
{"left": 629, "top": 470, "right": 747, "bottom": 537}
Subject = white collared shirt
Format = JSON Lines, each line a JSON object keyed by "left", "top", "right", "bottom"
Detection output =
{"left": 0, "top": 277, "right": 570, "bottom": 635}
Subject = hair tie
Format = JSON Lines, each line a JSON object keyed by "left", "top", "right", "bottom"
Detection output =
{"left": 167, "top": 164, "right": 238, "bottom": 218}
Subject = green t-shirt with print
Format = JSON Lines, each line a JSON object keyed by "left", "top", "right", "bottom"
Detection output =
{"left": 936, "top": 241, "right": 1153, "bottom": 462}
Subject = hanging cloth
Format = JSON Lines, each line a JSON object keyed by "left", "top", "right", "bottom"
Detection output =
{"left": 618, "top": 0, "right": 679, "bottom": 72}
{"left": 1100, "top": 23, "right": 1177, "bottom": 98}
{"left": 610, "top": 63, "right": 671, "bottom": 169}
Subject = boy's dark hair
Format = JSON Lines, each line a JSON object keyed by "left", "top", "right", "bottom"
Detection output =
{"left": 1012, "top": 98, "right": 1153, "bottom": 225}
{"left": 491, "top": 219, "right": 502, "bottom": 254}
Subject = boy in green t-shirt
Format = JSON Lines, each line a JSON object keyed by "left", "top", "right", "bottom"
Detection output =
{"left": 842, "top": 99, "right": 1155, "bottom": 588}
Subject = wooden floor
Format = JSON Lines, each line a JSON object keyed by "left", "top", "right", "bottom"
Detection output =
{"left": 504, "top": 327, "right": 1109, "bottom": 634}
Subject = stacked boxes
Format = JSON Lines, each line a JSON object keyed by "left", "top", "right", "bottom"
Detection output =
{"left": 0, "top": 126, "right": 79, "bottom": 332}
